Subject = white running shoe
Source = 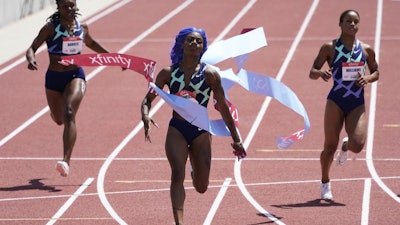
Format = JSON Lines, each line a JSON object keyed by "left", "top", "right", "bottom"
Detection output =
{"left": 336, "top": 137, "right": 349, "bottom": 166}
{"left": 321, "top": 182, "right": 333, "bottom": 200}
{"left": 56, "top": 161, "right": 69, "bottom": 177}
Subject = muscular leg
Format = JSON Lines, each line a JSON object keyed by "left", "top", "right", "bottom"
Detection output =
{"left": 61, "top": 78, "right": 85, "bottom": 164}
{"left": 46, "top": 78, "right": 85, "bottom": 165}
{"left": 165, "top": 126, "right": 189, "bottom": 225}
{"left": 344, "top": 105, "right": 367, "bottom": 154}
{"left": 321, "top": 100, "right": 344, "bottom": 183}
{"left": 46, "top": 89, "right": 64, "bottom": 125}
{"left": 188, "top": 132, "right": 211, "bottom": 194}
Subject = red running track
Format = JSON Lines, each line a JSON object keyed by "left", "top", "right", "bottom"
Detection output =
{"left": 0, "top": 0, "right": 399, "bottom": 224}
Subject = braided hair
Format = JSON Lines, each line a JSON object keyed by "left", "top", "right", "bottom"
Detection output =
{"left": 47, "top": 0, "right": 80, "bottom": 22}
{"left": 170, "top": 27, "right": 208, "bottom": 65}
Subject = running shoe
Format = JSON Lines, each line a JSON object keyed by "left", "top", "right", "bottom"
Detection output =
{"left": 336, "top": 137, "right": 349, "bottom": 165}
{"left": 56, "top": 161, "right": 69, "bottom": 177}
{"left": 321, "top": 182, "right": 333, "bottom": 200}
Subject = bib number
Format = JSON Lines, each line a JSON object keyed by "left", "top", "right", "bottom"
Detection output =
{"left": 62, "top": 37, "right": 83, "bottom": 55}
{"left": 342, "top": 62, "right": 364, "bottom": 81}
{"left": 176, "top": 90, "right": 197, "bottom": 103}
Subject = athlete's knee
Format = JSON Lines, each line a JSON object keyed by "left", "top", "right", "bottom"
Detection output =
{"left": 323, "top": 143, "right": 338, "bottom": 155}
{"left": 51, "top": 113, "right": 63, "bottom": 125}
{"left": 194, "top": 181, "right": 208, "bottom": 193}
{"left": 192, "top": 170, "right": 209, "bottom": 193}
{"left": 170, "top": 168, "right": 185, "bottom": 184}
{"left": 348, "top": 141, "right": 364, "bottom": 153}
{"left": 63, "top": 105, "right": 76, "bottom": 122}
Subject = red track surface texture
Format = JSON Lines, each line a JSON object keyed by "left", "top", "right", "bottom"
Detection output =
{"left": 0, "top": 0, "right": 399, "bottom": 224}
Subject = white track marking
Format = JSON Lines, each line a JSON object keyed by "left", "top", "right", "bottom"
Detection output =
{"left": 46, "top": 178, "right": 94, "bottom": 225}
{"left": 1, "top": 176, "right": 399, "bottom": 203}
{"left": 203, "top": 178, "right": 232, "bottom": 225}
{"left": 365, "top": 0, "right": 400, "bottom": 205}
{"left": 361, "top": 179, "right": 372, "bottom": 225}
{"left": 234, "top": 0, "right": 319, "bottom": 224}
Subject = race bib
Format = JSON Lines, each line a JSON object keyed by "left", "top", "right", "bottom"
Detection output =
{"left": 342, "top": 62, "right": 364, "bottom": 81}
{"left": 62, "top": 37, "right": 83, "bottom": 55}
{"left": 176, "top": 90, "right": 196, "bottom": 100}
{"left": 176, "top": 90, "right": 200, "bottom": 105}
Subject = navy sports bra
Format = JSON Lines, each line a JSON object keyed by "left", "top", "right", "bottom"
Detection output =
{"left": 329, "top": 38, "right": 367, "bottom": 99}
{"left": 46, "top": 19, "right": 84, "bottom": 55}
{"left": 168, "top": 63, "right": 211, "bottom": 107}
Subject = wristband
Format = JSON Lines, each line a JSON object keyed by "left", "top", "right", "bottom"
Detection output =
{"left": 232, "top": 141, "right": 242, "bottom": 146}
{"left": 231, "top": 142, "right": 246, "bottom": 158}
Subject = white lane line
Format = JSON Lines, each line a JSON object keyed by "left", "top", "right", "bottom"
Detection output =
{"left": 0, "top": 107, "right": 49, "bottom": 147}
{"left": 361, "top": 178, "right": 372, "bottom": 225}
{"left": 2, "top": 156, "right": 400, "bottom": 161}
{"left": 1, "top": 176, "right": 398, "bottom": 203}
{"left": 203, "top": 178, "right": 232, "bottom": 225}
{"left": 212, "top": 0, "right": 258, "bottom": 43}
{"left": 96, "top": 99, "right": 164, "bottom": 225}
{"left": 198, "top": 0, "right": 272, "bottom": 223}
{"left": 361, "top": 2, "right": 381, "bottom": 224}
{"left": 366, "top": 0, "right": 400, "bottom": 204}
{"left": 0, "top": 56, "right": 28, "bottom": 77}
{"left": 95, "top": 1, "right": 195, "bottom": 224}
{"left": 234, "top": 0, "right": 319, "bottom": 224}
{"left": 46, "top": 178, "right": 94, "bottom": 225}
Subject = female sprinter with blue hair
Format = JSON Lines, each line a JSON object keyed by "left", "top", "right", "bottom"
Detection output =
{"left": 141, "top": 27, "right": 246, "bottom": 224}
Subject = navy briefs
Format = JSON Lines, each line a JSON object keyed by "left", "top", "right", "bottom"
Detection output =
{"left": 327, "top": 90, "right": 364, "bottom": 116}
{"left": 169, "top": 117, "right": 207, "bottom": 144}
{"left": 45, "top": 67, "right": 85, "bottom": 93}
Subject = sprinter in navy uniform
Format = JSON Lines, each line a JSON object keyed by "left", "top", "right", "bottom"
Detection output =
{"left": 141, "top": 27, "right": 246, "bottom": 225}
{"left": 26, "top": 0, "right": 110, "bottom": 177}
{"left": 309, "top": 9, "right": 379, "bottom": 200}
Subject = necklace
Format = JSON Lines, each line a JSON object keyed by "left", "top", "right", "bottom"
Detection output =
{"left": 61, "top": 20, "right": 76, "bottom": 36}
{"left": 346, "top": 40, "right": 357, "bottom": 62}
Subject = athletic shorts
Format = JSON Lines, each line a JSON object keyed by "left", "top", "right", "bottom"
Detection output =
{"left": 169, "top": 117, "right": 207, "bottom": 144}
{"left": 45, "top": 67, "right": 85, "bottom": 93}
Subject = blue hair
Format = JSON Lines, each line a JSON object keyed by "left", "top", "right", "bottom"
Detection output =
{"left": 170, "top": 27, "right": 208, "bottom": 65}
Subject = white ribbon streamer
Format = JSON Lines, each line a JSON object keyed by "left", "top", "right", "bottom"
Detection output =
{"left": 201, "top": 27, "right": 267, "bottom": 65}
{"left": 149, "top": 83, "right": 231, "bottom": 136}
{"left": 152, "top": 26, "right": 310, "bottom": 148}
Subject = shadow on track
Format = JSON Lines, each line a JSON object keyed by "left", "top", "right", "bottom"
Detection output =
{"left": 271, "top": 199, "right": 346, "bottom": 209}
{"left": 0, "top": 178, "right": 61, "bottom": 192}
